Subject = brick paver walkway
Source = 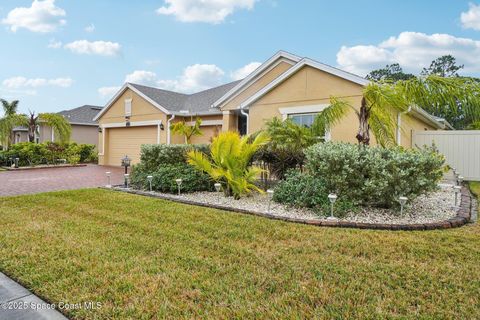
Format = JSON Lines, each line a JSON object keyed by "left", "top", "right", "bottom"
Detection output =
{"left": 0, "top": 165, "right": 125, "bottom": 196}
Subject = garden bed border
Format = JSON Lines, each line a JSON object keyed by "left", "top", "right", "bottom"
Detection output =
{"left": 107, "top": 185, "right": 474, "bottom": 231}
{"left": 1, "top": 164, "right": 87, "bottom": 171}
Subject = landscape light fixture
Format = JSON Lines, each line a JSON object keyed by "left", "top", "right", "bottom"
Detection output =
{"left": 121, "top": 155, "right": 131, "bottom": 175}
{"left": 327, "top": 193, "right": 338, "bottom": 220}
{"left": 458, "top": 175, "right": 464, "bottom": 185}
{"left": 267, "top": 189, "right": 274, "bottom": 213}
{"left": 124, "top": 174, "right": 130, "bottom": 189}
{"left": 176, "top": 179, "right": 182, "bottom": 196}
{"left": 105, "top": 171, "right": 111, "bottom": 188}
{"left": 454, "top": 185, "right": 461, "bottom": 207}
{"left": 147, "top": 175, "right": 153, "bottom": 192}
{"left": 399, "top": 196, "right": 408, "bottom": 215}
{"left": 214, "top": 183, "right": 222, "bottom": 202}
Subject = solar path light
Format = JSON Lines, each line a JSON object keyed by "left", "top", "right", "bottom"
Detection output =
{"left": 176, "top": 179, "right": 182, "bottom": 196}
{"left": 267, "top": 189, "right": 274, "bottom": 213}
{"left": 327, "top": 193, "right": 338, "bottom": 220}
{"left": 454, "top": 185, "right": 461, "bottom": 207}
{"left": 124, "top": 174, "right": 130, "bottom": 189}
{"left": 147, "top": 175, "right": 153, "bottom": 192}
{"left": 214, "top": 183, "right": 222, "bottom": 202}
{"left": 105, "top": 171, "right": 112, "bottom": 188}
{"left": 399, "top": 196, "right": 408, "bottom": 215}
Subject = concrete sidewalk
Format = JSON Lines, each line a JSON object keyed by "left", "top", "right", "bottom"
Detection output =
{"left": 0, "top": 272, "right": 67, "bottom": 320}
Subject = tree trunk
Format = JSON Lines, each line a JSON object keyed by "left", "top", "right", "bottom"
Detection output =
{"left": 28, "top": 113, "right": 37, "bottom": 143}
{"left": 356, "top": 97, "right": 370, "bottom": 145}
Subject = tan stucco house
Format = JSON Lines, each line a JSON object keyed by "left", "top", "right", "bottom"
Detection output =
{"left": 95, "top": 51, "right": 450, "bottom": 166}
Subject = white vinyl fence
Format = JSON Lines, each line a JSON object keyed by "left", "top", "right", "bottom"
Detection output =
{"left": 412, "top": 130, "right": 480, "bottom": 181}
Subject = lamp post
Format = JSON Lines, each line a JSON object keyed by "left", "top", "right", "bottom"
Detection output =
{"left": 105, "top": 171, "right": 112, "bottom": 188}
{"left": 124, "top": 174, "right": 130, "bottom": 189}
{"left": 266, "top": 189, "right": 274, "bottom": 213}
{"left": 147, "top": 175, "right": 153, "bottom": 192}
{"left": 176, "top": 179, "right": 182, "bottom": 196}
{"left": 327, "top": 193, "right": 337, "bottom": 220}
{"left": 121, "top": 155, "right": 131, "bottom": 188}
{"left": 454, "top": 185, "right": 461, "bottom": 207}
{"left": 399, "top": 196, "right": 408, "bottom": 215}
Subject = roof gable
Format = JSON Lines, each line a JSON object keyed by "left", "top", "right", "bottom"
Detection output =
{"left": 211, "top": 50, "right": 301, "bottom": 109}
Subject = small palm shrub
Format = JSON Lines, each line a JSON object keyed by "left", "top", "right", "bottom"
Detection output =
{"left": 130, "top": 163, "right": 212, "bottom": 193}
{"left": 273, "top": 169, "right": 357, "bottom": 216}
{"left": 305, "top": 143, "right": 445, "bottom": 208}
{"left": 187, "top": 131, "right": 270, "bottom": 199}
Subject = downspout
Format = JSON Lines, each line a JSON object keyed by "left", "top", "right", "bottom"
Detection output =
{"left": 167, "top": 114, "right": 175, "bottom": 144}
{"left": 396, "top": 106, "right": 412, "bottom": 146}
{"left": 240, "top": 105, "right": 249, "bottom": 135}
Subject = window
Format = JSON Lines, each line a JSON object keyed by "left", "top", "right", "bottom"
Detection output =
{"left": 288, "top": 113, "right": 317, "bottom": 128}
{"left": 125, "top": 98, "right": 132, "bottom": 117}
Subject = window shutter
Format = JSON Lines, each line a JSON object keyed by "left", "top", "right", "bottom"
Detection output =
{"left": 125, "top": 99, "right": 132, "bottom": 116}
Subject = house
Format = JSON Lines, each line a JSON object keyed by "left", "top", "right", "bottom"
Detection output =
{"left": 38, "top": 105, "right": 102, "bottom": 147}
{"left": 95, "top": 51, "right": 450, "bottom": 166}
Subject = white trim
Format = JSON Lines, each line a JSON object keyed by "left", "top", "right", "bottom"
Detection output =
{"left": 167, "top": 114, "right": 175, "bottom": 145}
{"left": 211, "top": 51, "right": 301, "bottom": 109}
{"left": 124, "top": 98, "right": 132, "bottom": 117}
{"left": 410, "top": 107, "right": 444, "bottom": 130}
{"left": 93, "top": 83, "right": 171, "bottom": 121}
{"left": 68, "top": 122, "right": 98, "bottom": 127}
{"left": 239, "top": 58, "right": 370, "bottom": 109}
{"left": 222, "top": 110, "right": 231, "bottom": 115}
{"left": 101, "top": 120, "right": 162, "bottom": 129}
{"left": 279, "top": 104, "right": 330, "bottom": 120}
{"left": 157, "top": 123, "right": 161, "bottom": 144}
{"left": 51, "top": 128, "right": 55, "bottom": 142}
{"left": 186, "top": 119, "right": 222, "bottom": 126}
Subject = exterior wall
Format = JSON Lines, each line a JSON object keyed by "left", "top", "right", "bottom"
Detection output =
{"left": 12, "top": 131, "right": 29, "bottom": 144}
{"left": 400, "top": 113, "right": 436, "bottom": 148}
{"left": 248, "top": 65, "right": 364, "bottom": 143}
{"left": 221, "top": 61, "right": 293, "bottom": 111}
{"left": 169, "top": 114, "right": 222, "bottom": 144}
{"left": 70, "top": 125, "right": 99, "bottom": 147}
{"left": 222, "top": 111, "right": 238, "bottom": 132}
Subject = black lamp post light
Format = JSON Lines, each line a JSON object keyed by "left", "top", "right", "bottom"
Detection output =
{"left": 121, "top": 155, "right": 131, "bottom": 188}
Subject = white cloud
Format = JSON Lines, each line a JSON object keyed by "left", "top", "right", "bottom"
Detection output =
{"left": 85, "top": 23, "right": 95, "bottom": 32}
{"left": 2, "top": 0, "right": 66, "bottom": 33}
{"left": 336, "top": 32, "right": 480, "bottom": 76}
{"left": 231, "top": 61, "right": 261, "bottom": 80}
{"left": 98, "top": 86, "right": 120, "bottom": 97}
{"left": 124, "top": 64, "right": 225, "bottom": 93}
{"left": 157, "top": 0, "right": 257, "bottom": 24}
{"left": 125, "top": 70, "right": 159, "bottom": 87}
{"left": 64, "top": 40, "right": 121, "bottom": 56}
{"left": 2, "top": 76, "right": 72, "bottom": 89}
{"left": 47, "top": 38, "right": 62, "bottom": 49}
{"left": 461, "top": 3, "right": 480, "bottom": 30}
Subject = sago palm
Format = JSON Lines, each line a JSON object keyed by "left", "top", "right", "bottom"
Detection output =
{"left": 315, "top": 75, "right": 480, "bottom": 146}
{"left": 170, "top": 117, "right": 203, "bottom": 144}
{"left": 187, "top": 131, "right": 270, "bottom": 199}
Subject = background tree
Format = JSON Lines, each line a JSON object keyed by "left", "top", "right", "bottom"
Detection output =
{"left": 0, "top": 99, "right": 24, "bottom": 148}
{"left": 421, "top": 55, "right": 464, "bottom": 77}
{"left": 170, "top": 117, "right": 202, "bottom": 144}
{"left": 1, "top": 99, "right": 19, "bottom": 116}
{"left": 366, "top": 63, "right": 415, "bottom": 82}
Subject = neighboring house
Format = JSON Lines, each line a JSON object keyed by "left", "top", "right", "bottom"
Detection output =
{"left": 38, "top": 105, "right": 102, "bottom": 147}
{"left": 11, "top": 127, "right": 29, "bottom": 144}
{"left": 95, "top": 51, "right": 450, "bottom": 166}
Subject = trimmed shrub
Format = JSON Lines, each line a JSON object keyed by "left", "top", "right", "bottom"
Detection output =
{"left": 140, "top": 144, "right": 210, "bottom": 171}
{"left": 305, "top": 143, "right": 445, "bottom": 208}
{"left": 254, "top": 146, "right": 305, "bottom": 180}
{"left": 273, "top": 169, "right": 357, "bottom": 216}
{"left": 131, "top": 163, "right": 212, "bottom": 193}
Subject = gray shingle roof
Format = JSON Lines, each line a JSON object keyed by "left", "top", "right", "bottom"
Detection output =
{"left": 58, "top": 105, "right": 103, "bottom": 125}
{"left": 129, "top": 80, "right": 241, "bottom": 115}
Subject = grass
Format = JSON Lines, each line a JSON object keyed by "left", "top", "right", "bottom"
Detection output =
{"left": 0, "top": 189, "right": 479, "bottom": 319}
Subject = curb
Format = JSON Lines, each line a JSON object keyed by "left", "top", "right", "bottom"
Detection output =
{"left": 105, "top": 186, "right": 473, "bottom": 231}
{"left": 1, "top": 164, "right": 87, "bottom": 171}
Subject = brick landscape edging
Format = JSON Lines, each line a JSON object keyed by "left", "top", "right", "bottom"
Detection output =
{"left": 1, "top": 164, "right": 87, "bottom": 171}
{"left": 106, "top": 185, "right": 474, "bottom": 231}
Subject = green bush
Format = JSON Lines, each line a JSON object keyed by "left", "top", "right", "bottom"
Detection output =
{"left": 273, "top": 169, "right": 357, "bottom": 217}
{"left": 140, "top": 144, "right": 210, "bottom": 171}
{"left": 0, "top": 142, "right": 97, "bottom": 167}
{"left": 131, "top": 163, "right": 212, "bottom": 193}
{"left": 305, "top": 143, "right": 445, "bottom": 208}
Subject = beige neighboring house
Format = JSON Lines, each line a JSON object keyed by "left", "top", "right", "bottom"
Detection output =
{"left": 95, "top": 50, "right": 451, "bottom": 166}
{"left": 38, "top": 105, "right": 102, "bottom": 147}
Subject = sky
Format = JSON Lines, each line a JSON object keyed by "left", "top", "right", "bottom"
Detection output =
{"left": 1, "top": 0, "right": 480, "bottom": 115}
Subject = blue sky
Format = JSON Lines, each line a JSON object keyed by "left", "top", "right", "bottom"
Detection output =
{"left": 1, "top": 0, "right": 480, "bottom": 115}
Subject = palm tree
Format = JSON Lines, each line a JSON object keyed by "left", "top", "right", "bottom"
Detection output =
{"left": 26, "top": 111, "right": 71, "bottom": 143}
{"left": 187, "top": 131, "right": 270, "bottom": 199}
{"left": 314, "top": 75, "right": 480, "bottom": 146}
{"left": 170, "top": 117, "right": 203, "bottom": 144}
{"left": 1, "top": 99, "right": 19, "bottom": 116}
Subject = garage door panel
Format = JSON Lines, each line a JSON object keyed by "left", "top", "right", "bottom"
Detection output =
{"left": 107, "top": 126, "right": 157, "bottom": 166}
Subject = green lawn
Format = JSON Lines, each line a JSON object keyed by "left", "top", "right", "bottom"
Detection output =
{"left": 0, "top": 189, "right": 479, "bottom": 319}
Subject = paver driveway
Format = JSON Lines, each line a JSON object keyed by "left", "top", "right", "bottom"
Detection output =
{"left": 0, "top": 165, "right": 125, "bottom": 196}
